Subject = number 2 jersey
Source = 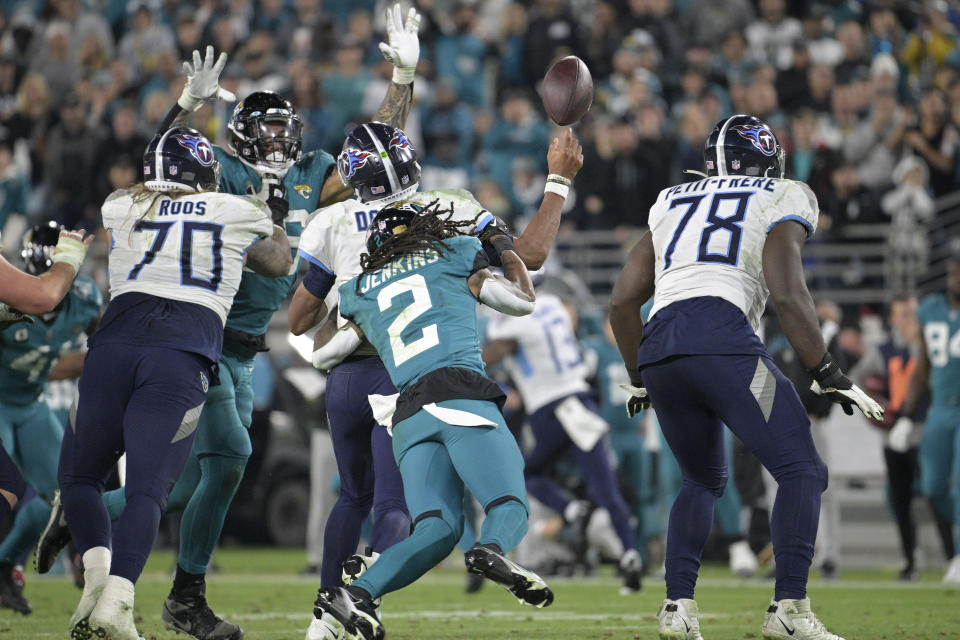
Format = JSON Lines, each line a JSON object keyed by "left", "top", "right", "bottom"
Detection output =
{"left": 917, "top": 293, "right": 960, "bottom": 410}
{"left": 639, "top": 176, "right": 819, "bottom": 368}
{"left": 338, "top": 235, "right": 504, "bottom": 425}
{"left": 96, "top": 189, "right": 273, "bottom": 361}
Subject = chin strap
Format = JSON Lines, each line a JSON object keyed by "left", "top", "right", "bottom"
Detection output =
{"left": 683, "top": 169, "right": 709, "bottom": 179}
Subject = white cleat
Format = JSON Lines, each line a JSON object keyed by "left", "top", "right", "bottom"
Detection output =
{"left": 729, "top": 540, "right": 758, "bottom": 577}
{"left": 761, "top": 598, "right": 844, "bottom": 640}
{"left": 69, "top": 547, "right": 110, "bottom": 640}
{"left": 88, "top": 576, "right": 144, "bottom": 640}
{"left": 942, "top": 555, "right": 960, "bottom": 584}
{"left": 305, "top": 612, "right": 345, "bottom": 640}
{"left": 657, "top": 598, "right": 704, "bottom": 640}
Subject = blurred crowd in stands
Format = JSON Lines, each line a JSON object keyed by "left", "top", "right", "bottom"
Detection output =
{"left": 0, "top": 0, "right": 957, "bottom": 270}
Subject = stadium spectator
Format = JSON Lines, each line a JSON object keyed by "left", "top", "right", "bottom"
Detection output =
{"left": 117, "top": 0, "right": 175, "bottom": 79}
{"left": 433, "top": 2, "right": 487, "bottom": 108}
{"left": 903, "top": 87, "right": 958, "bottom": 197}
{"left": 92, "top": 101, "right": 147, "bottom": 203}
{"left": 482, "top": 90, "right": 551, "bottom": 196}
{"left": 521, "top": 0, "right": 582, "bottom": 84}
{"left": 43, "top": 92, "right": 101, "bottom": 228}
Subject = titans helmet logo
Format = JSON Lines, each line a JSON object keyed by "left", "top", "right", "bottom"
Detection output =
{"left": 389, "top": 129, "right": 414, "bottom": 152}
{"left": 173, "top": 134, "right": 215, "bottom": 166}
{"left": 729, "top": 124, "right": 777, "bottom": 156}
{"left": 339, "top": 148, "right": 374, "bottom": 180}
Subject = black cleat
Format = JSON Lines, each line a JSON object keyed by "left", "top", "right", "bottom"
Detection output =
{"left": 0, "top": 562, "right": 31, "bottom": 614}
{"left": 464, "top": 544, "right": 554, "bottom": 608}
{"left": 36, "top": 490, "right": 72, "bottom": 574}
{"left": 313, "top": 587, "right": 384, "bottom": 640}
{"left": 162, "top": 588, "right": 244, "bottom": 640}
{"left": 619, "top": 549, "right": 643, "bottom": 594}
{"left": 465, "top": 568, "right": 485, "bottom": 594}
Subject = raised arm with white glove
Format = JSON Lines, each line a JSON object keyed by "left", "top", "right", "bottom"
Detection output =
{"left": 177, "top": 45, "right": 237, "bottom": 112}
{"left": 379, "top": 4, "right": 421, "bottom": 85}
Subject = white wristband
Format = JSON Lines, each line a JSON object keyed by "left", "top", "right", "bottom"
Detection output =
{"left": 544, "top": 181, "right": 569, "bottom": 199}
{"left": 392, "top": 66, "right": 416, "bottom": 85}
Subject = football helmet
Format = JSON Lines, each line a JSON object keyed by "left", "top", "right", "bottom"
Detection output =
{"left": 143, "top": 126, "right": 220, "bottom": 192}
{"left": 703, "top": 114, "right": 784, "bottom": 179}
{"left": 228, "top": 91, "right": 303, "bottom": 174}
{"left": 21, "top": 221, "right": 61, "bottom": 275}
{"left": 366, "top": 201, "right": 424, "bottom": 253}
{"left": 338, "top": 122, "right": 420, "bottom": 205}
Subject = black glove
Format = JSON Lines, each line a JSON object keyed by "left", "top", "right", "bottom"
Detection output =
{"left": 809, "top": 352, "right": 884, "bottom": 420}
{"left": 265, "top": 182, "right": 289, "bottom": 226}
{"left": 619, "top": 368, "right": 651, "bottom": 418}
{"left": 477, "top": 215, "right": 511, "bottom": 244}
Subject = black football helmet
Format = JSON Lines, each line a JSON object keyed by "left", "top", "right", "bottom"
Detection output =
{"left": 143, "top": 126, "right": 220, "bottom": 192}
{"left": 228, "top": 91, "right": 303, "bottom": 174}
{"left": 704, "top": 114, "right": 784, "bottom": 178}
{"left": 338, "top": 122, "right": 421, "bottom": 205}
{"left": 21, "top": 221, "right": 61, "bottom": 275}
{"left": 366, "top": 201, "right": 424, "bottom": 253}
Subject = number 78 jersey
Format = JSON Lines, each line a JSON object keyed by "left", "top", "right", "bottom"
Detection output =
{"left": 647, "top": 176, "right": 819, "bottom": 330}
{"left": 102, "top": 190, "right": 274, "bottom": 325}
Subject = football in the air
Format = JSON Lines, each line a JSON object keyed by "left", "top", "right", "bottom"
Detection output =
{"left": 540, "top": 56, "right": 594, "bottom": 126}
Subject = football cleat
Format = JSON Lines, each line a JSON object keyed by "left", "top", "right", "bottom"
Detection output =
{"left": 162, "top": 582, "right": 244, "bottom": 640}
{"left": 465, "top": 568, "right": 485, "bottom": 594}
{"left": 313, "top": 587, "right": 384, "bottom": 640}
{"left": 729, "top": 540, "right": 758, "bottom": 578}
{"left": 305, "top": 612, "right": 345, "bottom": 640}
{"left": 0, "top": 561, "right": 31, "bottom": 614}
{"left": 657, "top": 598, "right": 703, "bottom": 640}
{"left": 942, "top": 555, "right": 960, "bottom": 583}
{"left": 619, "top": 548, "right": 643, "bottom": 594}
{"left": 69, "top": 547, "right": 111, "bottom": 639}
{"left": 464, "top": 544, "right": 554, "bottom": 608}
{"left": 88, "top": 576, "right": 144, "bottom": 640}
{"left": 36, "top": 490, "right": 72, "bottom": 574}
{"left": 342, "top": 547, "right": 380, "bottom": 586}
{"left": 761, "top": 598, "right": 844, "bottom": 640}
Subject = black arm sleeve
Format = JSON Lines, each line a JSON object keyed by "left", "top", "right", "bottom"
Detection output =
{"left": 156, "top": 103, "right": 187, "bottom": 137}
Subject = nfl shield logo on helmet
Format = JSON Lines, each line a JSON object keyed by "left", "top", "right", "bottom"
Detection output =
{"left": 170, "top": 165, "right": 178, "bottom": 175}
{"left": 731, "top": 159, "right": 741, "bottom": 170}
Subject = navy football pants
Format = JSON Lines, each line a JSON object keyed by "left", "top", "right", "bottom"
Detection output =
{"left": 321, "top": 357, "right": 410, "bottom": 587}
{"left": 643, "top": 353, "right": 827, "bottom": 601}
{"left": 0, "top": 445, "right": 25, "bottom": 525}
{"left": 58, "top": 343, "right": 211, "bottom": 583}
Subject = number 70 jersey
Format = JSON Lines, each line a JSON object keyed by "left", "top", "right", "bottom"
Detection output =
{"left": 101, "top": 190, "right": 274, "bottom": 325}
{"left": 647, "top": 176, "right": 819, "bottom": 330}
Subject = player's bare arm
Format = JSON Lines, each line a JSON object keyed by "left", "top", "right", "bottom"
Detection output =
{"left": 764, "top": 220, "right": 883, "bottom": 420}
{"left": 318, "top": 4, "right": 420, "bottom": 208}
{"left": 609, "top": 232, "right": 656, "bottom": 377}
{"left": 482, "top": 338, "right": 518, "bottom": 367}
{"left": 288, "top": 283, "right": 328, "bottom": 335}
{"left": 511, "top": 129, "right": 584, "bottom": 269}
{"left": 0, "top": 230, "right": 92, "bottom": 315}
{"left": 469, "top": 243, "right": 536, "bottom": 316}
{"left": 244, "top": 224, "right": 293, "bottom": 277}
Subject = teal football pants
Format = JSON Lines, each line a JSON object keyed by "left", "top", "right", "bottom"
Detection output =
{"left": 353, "top": 399, "right": 529, "bottom": 599}
{"left": 0, "top": 401, "right": 64, "bottom": 563}
{"left": 919, "top": 407, "right": 960, "bottom": 532}
{"left": 99, "top": 352, "right": 255, "bottom": 574}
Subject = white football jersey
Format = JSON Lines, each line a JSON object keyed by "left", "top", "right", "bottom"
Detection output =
{"left": 299, "top": 188, "right": 495, "bottom": 334}
{"left": 647, "top": 176, "right": 818, "bottom": 330}
{"left": 486, "top": 293, "right": 589, "bottom": 413}
{"left": 102, "top": 190, "right": 274, "bottom": 325}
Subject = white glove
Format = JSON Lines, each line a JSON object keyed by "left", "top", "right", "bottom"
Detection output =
{"left": 619, "top": 384, "right": 652, "bottom": 418}
{"left": 810, "top": 379, "right": 885, "bottom": 421}
{"left": 379, "top": 4, "right": 421, "bottom": 84}
{"left": 178, "top": 46, "right": 237, "bottom": 112}
{"left": 887, "top": 417, "right": 914, "bottom": 453}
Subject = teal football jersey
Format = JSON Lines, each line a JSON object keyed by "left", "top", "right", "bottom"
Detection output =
{"left": 215, "top": 147, "right": 334, "bottom": 337}
{"left": 582, "top": 335, "right": 637, "bottom": 432}
{"left": 918, "top": 293, "right": 960, "bottom": 408}
{"left": 338, "top": 235, "right": 487, "bottom": 392}
{"left": 0, "top": 276, "right": 102, "bottom": 406}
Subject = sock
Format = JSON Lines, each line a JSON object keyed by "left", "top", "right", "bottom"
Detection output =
{"left": 478, "top": 500, "right": 527, "bottom": 553}
{"left": 110, "top": 493, "right": 162, "bottom": 584}
{"left": 102, "top": 488, "right": 126, "bottom": 522}
{"left": 171, "top": 564, "right": 206, "bottom": 599}
{"left": 176, "top": 455, "right": 247, "bottom": 574}
{"left": 665, "top": 481, "right": 718, "bottom": 601}
{"left": 352, "top": 517, "right": 458, "bottom": 599}
{"left": 0, "top": 498, "right": 49, "bottom": 563}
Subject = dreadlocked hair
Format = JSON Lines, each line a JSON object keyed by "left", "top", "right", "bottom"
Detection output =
{"left": 356, "top": 199, "right": 475, "bottom": 294}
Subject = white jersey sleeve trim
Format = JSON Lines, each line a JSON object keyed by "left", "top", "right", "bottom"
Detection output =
{"left": 767, "top": 214, "right": 814, "bottom": 238}
{"left": 299, "top": 249, "right": 334, "bottom": 274}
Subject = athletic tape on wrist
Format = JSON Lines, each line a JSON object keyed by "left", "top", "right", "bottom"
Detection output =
{"left": 547, "top": 174, "right": 572, "bottom": 187}
{"left": 53, "top": 237, "right": 87, "bottom": 273}
{"left": 544, "top": 181, "right": 569, "bottom": 199}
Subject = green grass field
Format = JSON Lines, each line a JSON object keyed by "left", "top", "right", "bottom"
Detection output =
{"left": 5, "top": 548, "right": 959, "bottom": 639}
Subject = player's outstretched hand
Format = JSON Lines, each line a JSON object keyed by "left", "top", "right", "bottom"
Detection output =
{"left": 809, "top": 353, "right": 884, "bottom": 421}
{"left": 179, "top": 45, "right": 236, "bottom": 112}
{"left": 547, "top": 129, "right": 584, "bottom": 181}
{"left": 379, "top": 3, "right": 421, "bottom": 85}
{"left": 619, "top": 384, "right": 651, "bottom": 418}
